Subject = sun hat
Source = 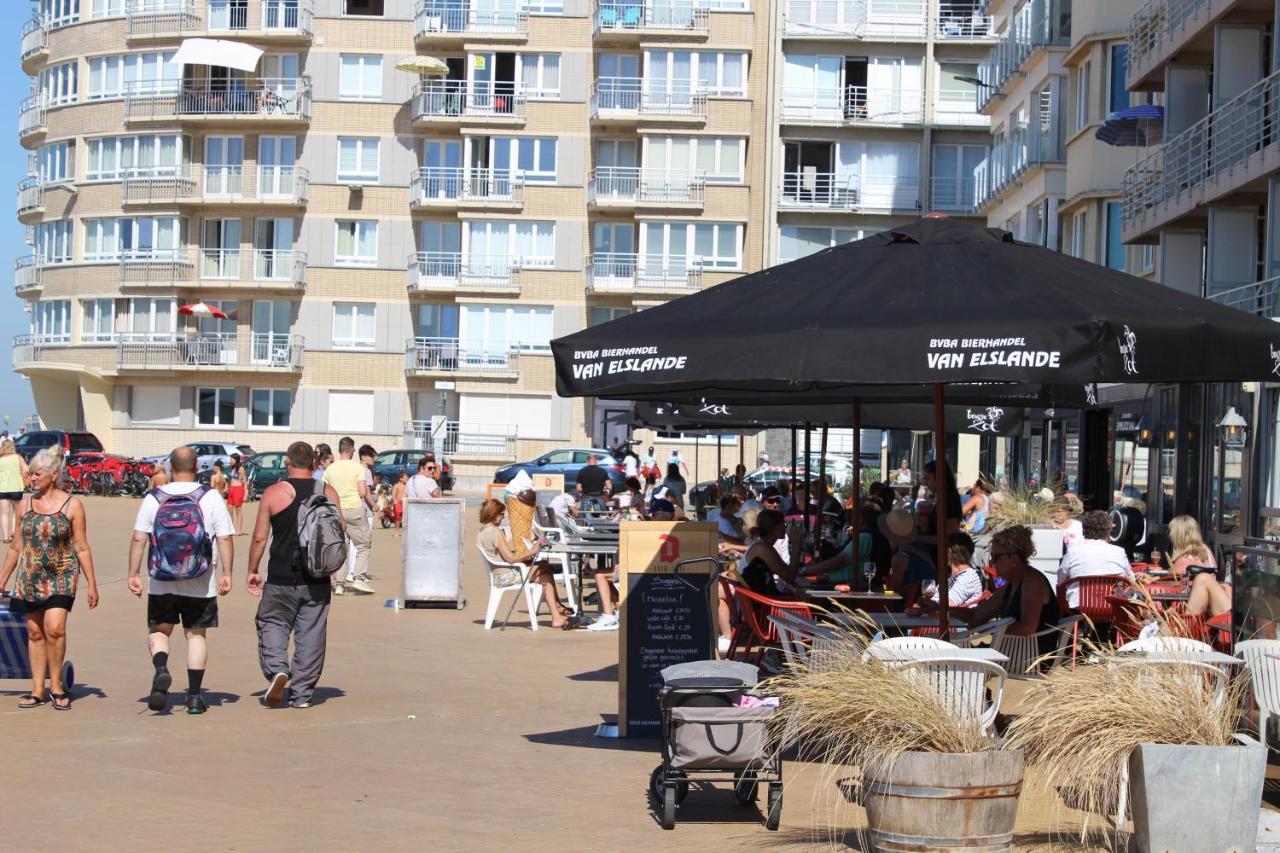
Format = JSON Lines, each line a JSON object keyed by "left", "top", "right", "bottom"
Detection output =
{"left": 877, "top": 509, "right": 916, "bottom": 542}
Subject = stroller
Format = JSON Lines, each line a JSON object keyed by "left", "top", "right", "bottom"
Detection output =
{"left": 650, "top": 659, "right": 783, "bottom": 831}
{"left": 0, "top": 597, "right": 76, "bottom": 695}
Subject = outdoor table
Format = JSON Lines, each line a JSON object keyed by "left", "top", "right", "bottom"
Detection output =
{"left": 824, "top": 611, "right": 939, "bottom": 632}
{"left": 1117, "top": 648, "right": 1244, "bottom": 667}
{"left": 865, "top": 646, "right": 1009, "bottom": 664}
{"left": 499, "top": 541, "right": 621, "bottom": 627}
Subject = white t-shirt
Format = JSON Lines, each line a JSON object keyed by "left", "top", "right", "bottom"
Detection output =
{"left": 623, "top": 455, "right": 639, "bottom": 478}
{"left": 134, "top": 482, "right": 234, "bottom": 598}
{"left": 406, "top": 473, "right": 440, "bottom": 499}
{"left": 1057, "top": 537, "right": 1135, "bottom": 609}
{"left": 550, "top": 491, "right": 577, "bottom": 517}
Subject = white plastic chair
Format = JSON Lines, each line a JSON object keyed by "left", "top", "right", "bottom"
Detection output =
{"left": 478, "top": 545, "right": 539, "bottom": 631}
{"left": 863, "top": 636, "right": 957, "bottom": 665}
{"left": 995, "top": 615, "right": 1083, "bottom": 675}
{"left": 901, "top": 656, "right": 1007, "bottom": 733}
{"left": 768, "top": 612, "right": 840, "bottom": 671}
{"left": 1236, "top": 639, "right": 1280, "bottom": 744}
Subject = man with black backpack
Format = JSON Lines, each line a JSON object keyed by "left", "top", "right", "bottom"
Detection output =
{"left": 246, "top": 441, "right": 347, "bottom": 709}
{"left": 127, "top": 446, "right": 235, "bottom": 715}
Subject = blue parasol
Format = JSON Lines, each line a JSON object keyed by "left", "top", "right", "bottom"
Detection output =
{"left": 1095, "top": 104, "right": 1165, "bottom": 147}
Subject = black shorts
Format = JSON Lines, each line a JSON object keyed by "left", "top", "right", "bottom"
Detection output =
{"left": 0, "top": 492, "right": 23, "bottom": 502}
{"left": 147, "top": 594, "right": 218, "bottom": 630}
{"left": 8, "top": 594, "right": 74, "bottom": 614}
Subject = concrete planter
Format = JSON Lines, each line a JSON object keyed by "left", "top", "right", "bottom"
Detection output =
{"left": 1028, "top": 525, "right": 1065, "bottom": 591}
{"left": 1128, "top": 736, "right": 1266, "bottom": 853}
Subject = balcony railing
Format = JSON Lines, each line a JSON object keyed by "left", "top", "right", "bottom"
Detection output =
{"left": 589, "top": 78, "right": 708, "bottom": 120}
{"left": 16, "top": 178, "right": 44, "bottom": 218}
{"left": 779, "top": 172, "right": 920, "bottom": 211}
{"left": 15, "top": 256, "right": 40, "bottom": 295}
{"left": 409, "top": 167, "right": 524, "bottom": 205}
{"left": 407, "top": 252, "right": 523, "bottom": 293}
{"left": 587, "top": 167, "right": 705, "bottom": 206}
{"left": 1127, "top": 0, "right": 1209, "bottom": 84}
{"left": 1207, "top": 276, "right": 1280, "bottom": 319}
{"left": 411, "top": 80, "right": 526, "bottom": 121}
{"left": 198, "top": 248, "right": 307, "bottom": 286}
{"left": 126, "top": 0, "right": 314, "bottom": 36}
{"left": 934, "top": 92, "right": 990, "bottom": 127}
{"left": 116, "top": 250, "right": 197, "bottom": 285}
{"left": 780, "top": 86, "right": 924, "bottom": 125}
{"left": 936, "top": 2, "right": 993, "bottom": 39}
{"left": 20, "top": 16, "right": 47, "bottom": 64}
{"left": 414, "top": 0, "right": 529, "bottom": 37}
{"left": 781, "top": 0, "right": 928, "bottom": 39}
{"left": 116, "top": 331, "right": 304, "bottom": 370}
{"left": 122, "top": 165, "right": 309, "bottom": 204}
{"left": 975, "top": 126, "right": 1065, "bottom": 208}
{"left": 594, "top": 1, "right": 709, "bottom": 35}
{"left": 929, "top": 175, "right": 980, "bottom": 214}
{"left": 977, "top": 0, "right": 1071, "bottom": 107}
{"left": 1122, "top": 68, "right": 1280, "bottom": 238}
{"left": 405, "top": 337, "right": 521, "bottom": 376}
{"left": 12, "top": 335, "right": 41, "bottom": 369}
{"left": 405, "top": 420, "right": 518, "bottom": 460}
{"left": 586, "top": 252, "right": 703, "bottom": 294}
{"left": 19, "top": 95, "right": 46, "bottom": 142}
{"left": 125, "top": 79, "right": 312, "bottom": 121}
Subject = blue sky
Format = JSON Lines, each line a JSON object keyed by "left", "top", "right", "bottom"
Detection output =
{"left": 3, "top": 2, "right": 38, "bottom": 427}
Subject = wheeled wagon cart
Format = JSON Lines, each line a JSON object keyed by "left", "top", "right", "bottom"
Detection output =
{"left": 0, "top": 598, "right": 75, "bottom": 695}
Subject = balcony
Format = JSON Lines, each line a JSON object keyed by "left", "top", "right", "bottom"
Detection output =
{"left": 589, "top": 78, "right": 708, "bottom": 123}
{"left": 409, "top": 167, "right": 524, "bottom": 209}
{"left": 593, "top": 1, "right": 709, "bottom": 39}
{"left": 127, "top": 0, "right": 315, "bottom": 40}
{"left": 11, "top": 334, "right": 74, "bottom": 371}
{"left": 405, "top": 337, "right": 521, "bottom": 378}
{"left": 198, "top": 248, "right": 308, "bottom": 288}
{"left": 116, "top": 250, "right": 198, "bottom": 287}
{"left": 405, "top": 420, "right": 518, "bottom": 461}
{"left": 929, "top": 175, "right": 981, "bottom": 214}
{"left": 587, "top": 168, "right": 705, "bottom": 209}
{"left": 125, "top": 79, "right": 312, "bottom": 124}
{"left": 414, "top": 0, "right": 528, "bottom": 42}
{"left": 779, "top": 86, "right": 924, "bottom": 126}
{"left": 116, "top": 331, "right": 304, "bottom": 371}
{"left": 933, "top": 92, "right": 990, "bottom": 128}
{"left": 16, "top": 178, "right": 44, "bottom": 221}
{"left": 407, "top": 252, "right": 523, "bottom": 294}
{"left": 1124, "top": 0, "right": 1245, "bottom": 88}
{"left": 935, "top": 2, "right": 994, "bottom": 40}
{"left": 122, "top": 165, "right": 309, "bottom": 206}
{"left": 1207, "top": 276, "right": 1280, "bottom": 319}
{"left": 778, "top": 171, "right": 920, "bottom": 212}
{"left": 585, "top": 253, "right": 703, "bottom": 295}
{"left": 977, "top": 0, "right": 1071, "bottom": 109}
{"left": 20, "top": 16, "right": 48, "bottom": 72}
{"left": 411, "top": 80, "right": 526, "bottom": 124}
{"left": 974, "top": 126, "right": 1065, "bottom": 209}
{"left": 15, "top": 256, "right": 40, "bottom": 297}
{"left": 19, "top": 95, "right": 46, "bottom": 145}
{"left": 1122, "top": 68, "right": 1280, "bottom": 241}
{"left": 782, "top": 0, "right": 928, "bottom": 39}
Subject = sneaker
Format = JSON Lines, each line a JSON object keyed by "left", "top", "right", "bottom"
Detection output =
{"left": 586, "top": 614, "right": 619, "bottom": 632}
{"left": 356, "top": 572, "right": 374, "bottom": 583}
{"left": 264, "top": 672, "right": 289, "bottom": 708}
{"left": 333, "top": 583, "right": 346, "bottom": 596}
{"left": 348, "top": 577, "right": 375, "bottom": 595}
{"left": 292, "top": 701, "right": 312, "bottom": 709}
{"left": 717, "top": 635, "right": 732, "bottom": 656}
{"left": 186, "top": 694, "right": 207, "bottom": 715}
{"left": 148, "top": 666, "right": 172, "bottom": 712}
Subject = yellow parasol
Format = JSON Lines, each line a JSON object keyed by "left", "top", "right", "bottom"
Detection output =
{"left": 395, "top": 55, "right": 450, "bottom": 76}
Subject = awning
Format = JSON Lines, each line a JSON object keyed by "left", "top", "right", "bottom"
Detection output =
{"left": 169, "top": 38, "right": 263, "bottom": 72}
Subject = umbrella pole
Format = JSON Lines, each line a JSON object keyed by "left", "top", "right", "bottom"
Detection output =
{"left": 803, "top": 423, "right": 812, "bottom": 540}
{"left": 694, "top": 435, "right": 700, "bottom": 501}
{"left": 789, "top": 426, "right": 796, "bottom": 500}
{"left": 816, "top": 424, "right": 828, "bottom": 550}
{"left": 852, "top": 400, "right": 861, "bottom": 588}
{"left": 717, "top": 436, "right": 722, "bottom": 497}
{"left": 934, "top": 382, "right": 950, "bottom": 642}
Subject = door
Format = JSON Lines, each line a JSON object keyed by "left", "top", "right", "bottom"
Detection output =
{"left": 258, "top": 135, "right": 296, "bottom": 198}
{"left": 597, "top": 54, "right": 640, "bottom": 110}
{"left": 844, "top": 57, "right": 868, "bottom": 117}
{"left": 595, "top": 139, "right": 637, "bottom": 199}
{"left": 252, "top": 299, "right": 292, "bottom": 364}
{"left": 784, "top": 55, "right": 841, "bottom": 120}
{"left": 197, "top": 298, "right": 239, "bottom": 364}
{"left": 645, "top": 51, "right": 694, "bottom": 110}
{"left": 204, "top": 136, "right": 245, "bottom": 197}
{"left": 932, "top": 144, "right": 986, "bottom": 210}
{"left": 202, "top": 218, "right": 241, "bottom": 279}
{"left": 261, "top": 54, "right": 300, "bottom": 110}
{"left": 592, "top": 222, "right": 635, "bottom": 280}
{"left": 642, "top": 222, "right": 688, "bottom": 278}
{"left": 423, "top": 139, "right": 462, "bottom": 199}
{"left": 419, "top": 221, "right": 461, "bottom": 280}
{"left": 645, "top": 136, "right": 692, "bottom": 196}
{"left": 208, "top": 0, "right": 248, "bottom": 30}
{"left": 254, "top": 217, "right": 294, "bottom": 280}
{"left": 469, "top": 52, "right": 494, "bottom": 112}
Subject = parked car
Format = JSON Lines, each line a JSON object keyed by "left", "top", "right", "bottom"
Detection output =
{"left": 143, "top": 441, "right": 255, "bottom": 474}
{"left": 244, "top": 451, "right": 290, "bottom": 496}
{"left": 494, "top": 448, "right": 626, "bottom": 492}
{"left": 13, "top": 429, "right": 104, "bottom": 461}
{"left": 690, "top": 468, "right": 792, "bottom": 510}
{"left": 372, "top": 448, "right": 455, "bottom": 492}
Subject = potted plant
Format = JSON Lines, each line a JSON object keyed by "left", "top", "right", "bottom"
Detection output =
{"left": 1005, "top": 647, "right": 1263, "bottom": 852}
{"left": 987, "top": 480, "right": 1077, "bottom": 582}
{"left": 767, "top": 624, "right": 1024, "bottom": 850}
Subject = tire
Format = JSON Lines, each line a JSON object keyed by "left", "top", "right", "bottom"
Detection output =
{"left": 649, "top": 765, "right": 689, "bottom": 806}
{"left": 765, "top": 783, "right": 782, "bottom": 831}
{"left": 735, "top": 770, "right": 758, "bottom": 805}
{"left": 661, "top": 785, "right": 676, "bottom": 830}
{"left": 60, "top": 661, "right": 74, "bottom": 692}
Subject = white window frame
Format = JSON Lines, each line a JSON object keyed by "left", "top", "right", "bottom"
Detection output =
{"left": 86, "top": 134, "right": 184, "bottom": 181}
{"left": 1140, "top": 243, "right": 1155, "bottom": 273}
{"left": 511, "top": 137, "right": 556, "bottom": 183}
{"left": 518, "top": 53, "right": 561, "bottom": 99}
{"left": 778, "top": 226, "right": 869, "bottom": 262}
{"left": 339, "top": 54, "right": 383, "bottom": 101}
{"left": 643, "top": 50, "right": 749, "bottom": 98}
{"left": 337, "top": 137, "right": 381, "bottom": 184}
{"left": 1070, "top": 210, "right": 1087, "bottom": 259}
{"left": 334, "top": 220, "right": 379, "bottom": 266}
{"left": 332, "top": 302, "right": 376, "bottom": 349}
{"left": 40, "top": 62, "right": 79, "bottom": 107}
{"left": 81, "top": 298, "right": 116, "bottom": 343}
{"left": 33, "top": 300, "right": 72, "bottom": 343}
{"left": 250, "top": 388, "right": 292, "bottom": 428}
{"left": 88, "top": 51, "right": 179, "bottom": 101}
{"left": 91, "top": 0, "right": 124, "bottom": 18}
{"left": 85, "top": 216, "right": 183, "bottom": 261}
{"left": 1074, "top": 60, "right": 1090, "bottom": 133}
{"left": 195, "top": 386, "right": 237, "bottom": 428}
{"left": 42, "top": 0, "right": 81, "bottom": 28}
{"left": 38, "top": 141, "right": 75, "bottom": 185}
{"left": 641, "top": 221, "right": 743, "bottom": 270}
{"left": 35, "top": 221, "right": 73, "bottom": 265}
{"left": 126, "top": 297, "right": 177, "bottom": 339}
{"left": 464, "top": 220, "right": 555, "bottom": 268}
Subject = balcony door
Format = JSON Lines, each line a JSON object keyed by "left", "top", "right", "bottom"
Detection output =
{"left": 783, "top": 54, "right": 841, "bottom": 120}
{"left": 867, "top": 57, "right": 921, "bottom": 120}
{"left": 931, "top": 144, "right": 987, "bottom": 210}
{"left": 197, "top": 298, "right": 239, "bottom": 365}
{"left": 423, "top": 139, "right": 462, "bottom": 199}
{"left": 467, "top": 52, "right": 517, "bottom": 113}
{"left": 128, "top": 297, "right": 176, "bottom": 342}
{"left": 464, "top": 220, "right": 509, "bottom": 277}
{"left": 203, "top": 217, "right": 241, "bottom": 279}
{"left": 593, "top": 222, "right": 635, "bottom": 283}
{"left": 252, "top": 299, "right": 292, "bottom": 364}
{"left": 644, "top": 51, "right": 694, "bottom": 109}
{"left": 204, "top": 136, "right": 244, "bottom": 197}
{"left": 783, "top": 141, "right": 835, "bottom": 203}
{"left": 641, "top": 221, "right": 688, "bottom": 277}
{"left": 643, "top": 135, "right": 692, "bottom": 195}
{"left": 261, "top": 53, "right": 300, "bottom": 106}
{"left": 254, "top": 217, "right": 294, "bottom": 280}
{"left": 208, "top": 0, "right": 249, "bottom": 30}
{"left": 419, "top": 221, "right": 461, "bottom": 279}
{"left": 258, "top": 135, "right": 296, "bottom": 197}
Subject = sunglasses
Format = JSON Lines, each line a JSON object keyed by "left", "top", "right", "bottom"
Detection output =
{"left": 763, "top": 497, "right": 781, "bottom": 504}
{"left": 425, "top": 465, "right": 437, "bottom": 470}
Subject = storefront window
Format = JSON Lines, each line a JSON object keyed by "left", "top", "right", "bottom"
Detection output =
{"left": 1111, "top": 409, "right": 1150, "bottom": 508}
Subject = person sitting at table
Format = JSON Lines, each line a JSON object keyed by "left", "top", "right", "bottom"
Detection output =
{"left": 881, "top": 509, "right": 936, "bottom": 606}
{"left": 477, "top": 499, "right": 577, "bottom": 630}
{"left": 1051, "top": 498, "right": 1085, "bottom": 551}
{"left": 738, "top": 509, "right": 799, "bottom": 597}
{"left": 802, "top": 505, "right": 880, "bottom": 587}
{"left": 549, "top": 488, "right": 578, "bottom": 520}
{"left": 919, "top": 532, "right": 988, "bottom": 611}
{"left": 894, "top": 457, "right": 913, "bottom": 485}
{"left": 1167, "top": 515, "right": 1231, "bottom": 618}
{"left": 618, "top": 477, "right": 645, "bottom": 520}
{"left": 717, "top": 494, "right": 744, "bottom": 546}
{"left": 958, "top": 525, "right": 1060, "bottom": 656}
{"left": 1056, "top": 510, "right": 1134, "bottom": 609}
{"left": 647, "top": 486, "right": 685, "bottom": 521}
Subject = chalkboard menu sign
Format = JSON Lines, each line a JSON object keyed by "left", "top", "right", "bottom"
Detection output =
{"left": 616, "top": 521, "right": 718, "bottom": 737}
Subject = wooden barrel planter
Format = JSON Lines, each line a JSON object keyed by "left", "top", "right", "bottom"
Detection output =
{"left": 858, "top": 750, "right": 1024, "bottom": 852}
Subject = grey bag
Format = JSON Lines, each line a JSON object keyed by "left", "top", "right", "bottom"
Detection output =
{"left": 295, "top": 494, "right": 347, "bottom": 579}
{"left": 669, "top": 705, "right": 775, "bottom": 770}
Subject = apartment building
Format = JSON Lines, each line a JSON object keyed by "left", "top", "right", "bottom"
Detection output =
{"left": 13, "top": 0, "right": 771, "bottom": 486}
{"left": 770, "top": 0, "right": 993, "bottom": 264}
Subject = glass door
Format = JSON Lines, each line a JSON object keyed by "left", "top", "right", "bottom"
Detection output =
{"left": 258, "top": 135, "right": 296, "bottom": 198}
{"left": 209, "top": 0, "right": 249, "bottom": 30}
{"left": 202, "top": 218, "right": 241, "bottom": 279}
{"left": 261, "top": 54, "right": 300, "bottom": 113}
{"left": 252, "top": 299, "right": 292, "bottom": 364}
{"left": 419, "top": 221, "right": 461, "bottom": 281}
{"left": 253, "top": 217, "right": 294, "bottom": 280}
{"left": 468, "top": 52, "right": 495, "bottom": 113}
{"left": 423, "top": 139, "right": 462, "bottom": 199}
{"left": 204, "top": 136, "right": 245, "bottom": 197}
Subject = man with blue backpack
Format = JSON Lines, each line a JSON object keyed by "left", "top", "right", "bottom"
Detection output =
{"left": 127, "top": 446, "right": 235, "bottom": 715}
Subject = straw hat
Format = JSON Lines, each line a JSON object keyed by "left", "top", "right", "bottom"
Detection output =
{"left": 877, "top": 509, "right": 916, "bottom": 543}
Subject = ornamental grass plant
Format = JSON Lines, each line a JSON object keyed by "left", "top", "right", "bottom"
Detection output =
{"left": 987, "top": 479, "right": 1074, "bottom": 529}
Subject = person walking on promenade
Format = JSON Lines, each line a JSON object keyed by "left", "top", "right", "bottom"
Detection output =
{"left": 127, "top": 447, "right": 235, "bottom": 715}
{"left": 0, "top": 439, "right": 29, "bottom": 542}
{"left": 226, "top": 454, "right": 248, "bottom": 535}
{"left": 210, "top": 459, "right": 229, "bottom": 500}
{"left": 246, "top": 441, "right": 345, "bottom": 708}
{"left": 322, "top": 437, "right": 375, "bottom": 595}
{"left": 311, "top": 443, "right": 333, "bottom": 482}
{"left": 0, "top": 446, "right": 99, "bottom": 710}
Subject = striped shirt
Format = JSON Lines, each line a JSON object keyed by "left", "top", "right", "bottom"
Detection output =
{"left": 931, "top": 567, "right": 986, "bottom": 608}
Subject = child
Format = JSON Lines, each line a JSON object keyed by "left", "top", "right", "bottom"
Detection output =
{"left": 391, "top": 471, "right": 408, "bottom": 529}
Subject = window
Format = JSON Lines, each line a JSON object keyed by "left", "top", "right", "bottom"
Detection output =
{"left": 697, "top": 52, "right": 746, "bottom": 96}
{"left": 344, "top": 0, "right": 383, "bottom": 14}
{"left": 937, "top": 62, "right": 979, "bottom": 112}
{"left": 339, "top": 54, "right": 382, "bottom": 101}
{"left": 1109, "top": 44, "right": 1130, "bottom": 112}
{"left": 251, "top": 389, "right": 292, "bottom": 428}
{"left": 524, "top": 0, "right": 564, "bottom": 12}
{"left": 35, "top": 221, "right": 72, "bottom": 264}
{"left": 131, "top": 386, "right": 180, "bottom": 426}
{"left": 89, "top": 52, "right": 179, "bottom": 100}
{"left": 645, "top": 51, "right": 748, "bottom": 97}
{"left": 519, "top": 54, "right": 560, "bottom": 99}
{"left": 38, "top": 142, "right": 74, "bottom": 184}
{"left": 33, "top": 300, "right": 71, "bottom": 342}
{"left": 197, "top": 387, "right": 236, "bottom": 427}
{"left": 41, "top": 0, "right": 79, "bottom": 27}
{"left": 1104, "top": 201, "right": 1125, "bottom": 271}
{"left": 646, "top": 135, "right": 744, "bottom": 183}
{"left": 338, "top": 137, "right": 380, "bottom": 184}
{"left": 778, "top": 226, "right": 868, "bottom": 262}
{"left": 465, "top": 220, "right": 555, "bottom": 267}
{"left": 335, "top": 220, "right": 378, "bottom": 266}
{"left": 1140, "top": 243, "right": 1155, "bottom": 273}
{"left": 459, "top": 304, "right": 553, "bottom": 351}
{"left": 1074, "top": 60, "right": 1090, "bottom": 132}
{"left": 641, "top": 221, "right": 742, "bottom": 269}
{"left": 416, "top": 303, "right": 459, "bottom": 338}
{"left": 85, "top": 216, "right": 182, "bottom": 260}
{"left": 332, "top": 302, "right": 376, "bottom": 349}
{"left": 127, "top": 297, "right": 176, "bottom": 338}
{"left": 87, "top": 134, "right": 183, "bottom": 180}
{"left": 1070, "top": 210, "right": 1086, "bottom": 258}
{"left": 39, "top": 62, "right": 78, "bottom": 107}
{"left": 589, "top": 306, "right": 631, "bottom": 326}
{"left": 329, "top": 390, "right": 374, "bottom": 432}
{"left": 513, "top": 137, "right": 556, "bottom": 182}
{"left": 82, "top": 298, "right": 116, "bottom": 343}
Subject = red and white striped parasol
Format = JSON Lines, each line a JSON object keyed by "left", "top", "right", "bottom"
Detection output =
{"left": 178, "top": 302, "right": 229, "bottom": 319}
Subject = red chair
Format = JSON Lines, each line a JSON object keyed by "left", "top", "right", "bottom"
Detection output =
{"left": 728, "top": 585, "right": 814, "bottom": 665}
{"left": 1109, "top": 594, "right": 1151, "bottom": 645}
{"left": 1059, "top": 575, "right": 1130, "bottom": 661}
{"left": 1206, "top": 612, "right": 1233, "bottom": 652}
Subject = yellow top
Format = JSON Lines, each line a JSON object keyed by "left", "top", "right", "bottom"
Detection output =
{"left": 0, "top": 455, "right": 23, "bottom": 493}
{"left": 323, "top": 458, "right": 365, "bottom": 511}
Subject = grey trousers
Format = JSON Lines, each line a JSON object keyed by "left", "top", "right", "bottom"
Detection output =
{"left": 256, "top": 582, "right": 331, "bottom": 705}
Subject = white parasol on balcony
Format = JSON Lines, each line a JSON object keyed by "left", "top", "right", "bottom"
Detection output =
{"left": 169, "top": 38, "right": 264, "bottom": 72}
{"left": 178, "top": 302, "right": 229, "bottom": 320}
{"left": 395, "top": 55, "right": 450, "bottom": 76}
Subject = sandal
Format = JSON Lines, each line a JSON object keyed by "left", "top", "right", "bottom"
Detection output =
{"left": 18, "top": 694, "right": 47, "bottom": 709}
{"left": 50, "top": 692, "right": 71, "bottom": 711}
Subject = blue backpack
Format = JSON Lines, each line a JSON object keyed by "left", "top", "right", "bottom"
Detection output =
{"left": 147, "top": 486, "right": 212, "bottom": 581}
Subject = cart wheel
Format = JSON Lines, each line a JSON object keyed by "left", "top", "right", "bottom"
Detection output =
{"left": 60, "top": 661, "right": 74, "bottom": 692}
{"left": 765, "top": 783, "right": 782, "bottom": 831}
{"left": 649, "top": 765, "right": 688, "bottom": 805}
{"left": 734, "top": 770, "right": 759, "bottom": 805}
{"left": 661, "top": 785, "right": 676, "bottom": 830}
